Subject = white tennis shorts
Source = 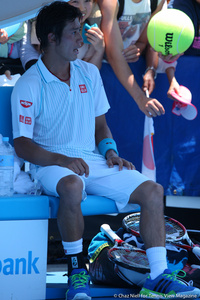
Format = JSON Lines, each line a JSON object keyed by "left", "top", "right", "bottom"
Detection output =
{"left": 31, "top": 159, "right": 149, "bottom": 212}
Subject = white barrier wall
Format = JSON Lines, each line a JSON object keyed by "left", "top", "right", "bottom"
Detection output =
{"left": 0, "top": 195, "right": 49, "bottom": 300}
{"left": 0, "top": 220, "right": 48, "bottom": 300}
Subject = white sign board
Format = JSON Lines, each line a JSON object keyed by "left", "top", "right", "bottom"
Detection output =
{"left": 0, "top": 219, "right": 48, "bottom": 300}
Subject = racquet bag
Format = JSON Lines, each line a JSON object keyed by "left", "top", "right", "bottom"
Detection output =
{"left": 88, "top": 230, "right": 149, "bottom": 288}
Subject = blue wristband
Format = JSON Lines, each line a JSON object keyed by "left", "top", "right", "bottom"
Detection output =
{"left": 98, "top": 138, "right": 119, "bottom": 158}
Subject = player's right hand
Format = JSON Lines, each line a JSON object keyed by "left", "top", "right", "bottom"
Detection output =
{"left": 61, "top": 157, "right": 89, "bottom": 177}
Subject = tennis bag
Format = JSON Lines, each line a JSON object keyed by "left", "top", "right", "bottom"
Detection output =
{"left": 88, "top": 230, "right": 146, "bottom": 288}
{"left": 88, "top": 227, "right": 189, "bottom": 288}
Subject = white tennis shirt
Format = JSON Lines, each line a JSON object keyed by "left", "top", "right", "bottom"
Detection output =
{"left": 11, "top": 56, "right": 110, "bottom": 161}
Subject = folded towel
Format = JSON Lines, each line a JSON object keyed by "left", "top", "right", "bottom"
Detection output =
{"left": 14, "top": 154, "right": 42, "bottom": 195}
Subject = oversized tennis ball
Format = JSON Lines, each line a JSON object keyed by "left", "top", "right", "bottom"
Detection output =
{"left": 147, "top": 9, "right": 195, "bottom": 56}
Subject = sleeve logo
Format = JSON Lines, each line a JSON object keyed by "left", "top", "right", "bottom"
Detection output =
{"left": 19, "top": 115, "right": 24, "bottom": 123}
{"left": 19, "top": 115, "right": 32, "bottom": 125}
{"left": 25, "top": 117, "right": 32, "bottom": 125}
{"left": 20, "top": 100, "right": 33, "bottom": 108}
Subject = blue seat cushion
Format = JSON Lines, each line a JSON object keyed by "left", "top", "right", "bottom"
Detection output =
{"left": 49, "top": 195, "right": 140, "bottom": 218}
{"left": 0, "top": 194, "right": 49, "bottom": 220}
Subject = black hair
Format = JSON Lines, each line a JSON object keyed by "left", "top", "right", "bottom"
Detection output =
{"left": 36, "top": 1, "right": 82, "bottom": 51}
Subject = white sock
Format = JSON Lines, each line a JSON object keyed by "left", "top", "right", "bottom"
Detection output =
{"left": 146, "top": 247, "right": 168, "bottom": 280}
{"left": 62, "top": 238, "right": 83, "bottom": 255}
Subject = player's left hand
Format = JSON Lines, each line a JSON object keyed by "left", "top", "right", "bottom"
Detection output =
{"left": 106, "top": 151, "right": 135, "bottom": 171}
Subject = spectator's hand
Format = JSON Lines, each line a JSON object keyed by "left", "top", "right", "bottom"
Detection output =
{"left": 143, "top": 70, "right": 155, "bottom": 95}
{"left": 86, "top": 27, "right": 105, "bottom": 53}
{"left": 0, "top": 29, "right": 10, "bottom": 44}
{"left": 106, "top": 150, "right": 135, "bottom": 171}
{"left": 122, "top": 44, "right": 140, "bottom": 63}
{"left": 167, "top": 78, "right": 180, "bottom": 101}
{"left": 4, "top": 70, "right": 12, "bottom": 80}
{"left": 158, "top": 52, "right": 184, "bottom": 63}
{"left": 138, "top": 96, "right": 165, "bottom": 117}
{"left": 59, "top": 156, "right": 89, "bottom": 177}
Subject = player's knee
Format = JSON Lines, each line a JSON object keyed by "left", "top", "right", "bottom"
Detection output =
{"left": 147, "top": 181, "right": 164, "bottom": 209}
{"left": 130, "top": 180, "right": 164, "bottom": 209}
{"left": 151, "top": 181, "right": 164, "bottom": 198}
{"left": 57, "top": 175, "right": 83, "bottom": 200}
{"left": 137, "top": 181, "right": 164, "bottom": 209}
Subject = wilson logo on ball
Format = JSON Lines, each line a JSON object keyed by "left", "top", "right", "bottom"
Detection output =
{"left": 165, "top": 33, "right": 174, "bottom": 55}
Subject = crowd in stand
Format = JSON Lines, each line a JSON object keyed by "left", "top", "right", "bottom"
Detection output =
{"left": 0, "top": 0, "right": 199, "bottom": 113}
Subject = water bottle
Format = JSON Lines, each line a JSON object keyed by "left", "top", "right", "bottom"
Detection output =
{"left": 0, "top": 135, "right": 14, "bottom": 196}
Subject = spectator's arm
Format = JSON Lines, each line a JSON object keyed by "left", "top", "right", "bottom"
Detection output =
{"left": 97, "top": 0, "right": 165, "bottom": 117}
{"left": 20, "top": 21, "right": 40, "bottom": 70}
{"left": 0, "top": 29, "right": 9, "bottom": 44}
{"left": 81, "top": 26, "right": 105, "bottom": 69}
{"left": 143, "top": 45, "right": 159, "bottom": 94}
{"left": 97, "top": 0, "right": 149, "bottom": 110}
{"left": 165, "top": 66, "right": 180, "bottom": 100}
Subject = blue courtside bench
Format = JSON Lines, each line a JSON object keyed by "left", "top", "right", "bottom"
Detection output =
{"left": 0, "top": 194, "right": 140, "bottom": 299}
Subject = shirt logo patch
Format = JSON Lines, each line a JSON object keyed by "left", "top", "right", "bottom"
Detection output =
{"left": 79, "top": 84, "right": 87, "bottom": 93}
{"left": 19, "top": 115, "right": 32, "bottom": 125}
{"left": 19, "top": 115, "right": 25, "bottom": 123}
{"left": 25, "top": 117, "right": 32, "bottom": 125}
{"left": 20, "top": 100, "right": 33, "bottom": 108}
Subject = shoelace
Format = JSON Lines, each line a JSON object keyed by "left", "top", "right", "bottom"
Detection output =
{"left": 163, "top": 270, "right": 188, "bottom": 286}
{"left": 173, "top": 270, "right": 192, "bottom": 286}
{"left": 70, "top": 271, "right": 90, "bottom": 290}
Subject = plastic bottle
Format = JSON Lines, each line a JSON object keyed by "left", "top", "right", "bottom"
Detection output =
{"left": 0, "top": 135, "right": 14, "bottom": 196}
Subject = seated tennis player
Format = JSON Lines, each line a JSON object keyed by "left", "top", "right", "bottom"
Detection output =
{"left": 11, "top": 2, "right": 200, "bottom": 300}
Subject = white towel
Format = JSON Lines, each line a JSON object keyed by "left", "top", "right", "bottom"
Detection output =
{"left": 13, "top": 154, "right": 41, "bottom": 194}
